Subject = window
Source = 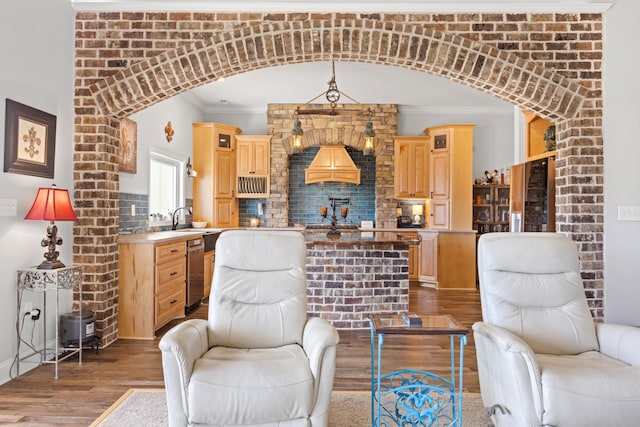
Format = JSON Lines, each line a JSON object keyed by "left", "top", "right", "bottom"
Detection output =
{"left": 149, "top": 152, "right": 184, "bottom": 221}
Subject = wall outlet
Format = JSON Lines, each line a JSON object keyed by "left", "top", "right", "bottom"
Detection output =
{"left": 618, "top": 206, "right": 640, "bottom": 221}
{"left": 24, "top": 302, "right": 33, "bottom": 315}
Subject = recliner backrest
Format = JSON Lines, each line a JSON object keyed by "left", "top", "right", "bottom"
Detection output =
{"left": 208, "top": 230, "right": 308, "bottom": 349}
{"left": 477, "top": 232, "right": 599, "bottom": 355}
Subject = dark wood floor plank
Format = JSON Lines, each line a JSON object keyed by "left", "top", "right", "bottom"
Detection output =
{"left": 0, "top": 284, "right": 482, "bottom": 425}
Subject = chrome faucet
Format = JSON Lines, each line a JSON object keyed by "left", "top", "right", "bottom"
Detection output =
{"left": 172, "top": 206, "right": 192, "bottom": 230}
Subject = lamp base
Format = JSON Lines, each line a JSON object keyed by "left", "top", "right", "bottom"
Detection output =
{"left": 37, "top": 259, "right": 66, "bottom": 270}
{"left": 413, "top": 214, "right": 422, "bottom": 225}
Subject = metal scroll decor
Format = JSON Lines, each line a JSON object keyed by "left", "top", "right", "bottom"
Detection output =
{"left": 374, "top": 370, "right": 461, "bottom": 427}
{"left": 17, "top": 266, "right": 82, "bottom": 291}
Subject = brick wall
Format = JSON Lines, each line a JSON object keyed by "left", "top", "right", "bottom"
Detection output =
{"left": 74, "top": 11, "right": 604, "bottom": 345}
{"left": 306, "top": 241, "right": 410, "bottom": 329}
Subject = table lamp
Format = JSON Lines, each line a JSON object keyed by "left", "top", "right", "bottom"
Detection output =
{"left": 24, "top": 184, "right": 77, "bottom": 269}
{"left": 412, "top": 204, "right": 423, "bottom": 225}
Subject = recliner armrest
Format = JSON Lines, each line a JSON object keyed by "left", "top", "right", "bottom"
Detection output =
{"left": 159, "top": 319, "right": 210, "bottom": 385}
{"left": 596, "top": 323, "right": 640, "bottom": 365}
{"left": 302, "top": 317, "right": 340, "bottom": 378}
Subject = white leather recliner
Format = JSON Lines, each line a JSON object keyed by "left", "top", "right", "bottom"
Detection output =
{"left": 159, "top": 230, "right": 340, "bottom": 427}
{"left": 473, "top": 232, "right": 640, "bottom": 427}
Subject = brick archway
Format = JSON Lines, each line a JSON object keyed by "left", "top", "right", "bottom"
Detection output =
{"left": 74, "top": 16, "right": 603, "bottom": 345}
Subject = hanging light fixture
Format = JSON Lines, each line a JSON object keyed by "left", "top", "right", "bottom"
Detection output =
{"left": 362, "top": 109, "right": 376, "bottom": 156}
{"left": 291, "top": 117, "right": 304, "bottom": 154}
{"left": 293, "top": 61, "right": 377, "bottom": 156}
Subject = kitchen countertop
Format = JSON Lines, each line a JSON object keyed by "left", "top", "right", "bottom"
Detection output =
{"left": 118, "top": 226, "right": 475, "bottom": 245}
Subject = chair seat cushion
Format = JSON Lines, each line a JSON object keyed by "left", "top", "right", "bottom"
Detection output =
{"left": 539, "top": 352, "right": 640, "bottom": 427}
{"left": 188, "top": 344, "right": 314, "bottom": 425}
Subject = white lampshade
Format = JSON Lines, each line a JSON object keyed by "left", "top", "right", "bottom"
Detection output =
{"left": 411, "top": 205, "right": 423, "bottom": 216}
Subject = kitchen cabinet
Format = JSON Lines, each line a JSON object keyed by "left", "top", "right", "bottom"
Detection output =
{"left": 204, "top": 251, "right": 214, "bottom": 298}
{"left": 393, "top": 136, "right": 429, "bottom": 199}
{"left": 418, "top": 232, "right": 437, "bottom": 284}
{"left": 417, "top": 231, "right": 476, "bottom": 289}
{"left": 236, "top": 134, "right": 271, "bottom": 198}
{"left": 118, "top": 239, "right": 186, "bottom": 339}
{"left": 193, "top": 122, "right": 240, "bottom": 227}
{"left": 523, "top": 110, "right": 555, "bottom": 161}
{"left": 397, "top": 231, "right": 420, "bottom": 280}
{"left": 424, "top": 124, "right": 474, "bottom": 231}
{"left": 472, "top": 184, "right": 510, "bottom": 235}
{"left": 510, "top": 157, "right": 555, "bottom": 232}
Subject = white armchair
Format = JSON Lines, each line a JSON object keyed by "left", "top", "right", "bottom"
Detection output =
{"left": 160, "top": 230, "right": 340, "bottom": 427}
{"left": 473, "top": 232, "right": 640, "bottom": 427}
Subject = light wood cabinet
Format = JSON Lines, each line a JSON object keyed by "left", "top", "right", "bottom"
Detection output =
{"left": 394, "top": 136, "right": 429, "bottom": 199}
{"left": 236, "top": 135, "right": 271, "bottom": 198}
{"left": 523, "top": 110, "right": 555, "bottom": 161}
{"left": 193, "top": 122, "right": 240, "bottom": 227}
{"left": 417, "top": 231, "right": 476, "bottom": 289}
{"left": 118, "top": 239, "right": 186, "bottom": 339}
{"left": 397, "top": 231, "right": 420, "bottom": 280}
{"left": 424, "top": 124, "right": 474, "bottom": 231}
{"left": 204, "top": 251, "right": 214, "bottom": 298}
{"left": 418, "top": 232, "right": 437, "bottom": 284}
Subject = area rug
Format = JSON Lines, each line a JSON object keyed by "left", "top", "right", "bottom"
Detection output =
{"left": 91, "top": 388, "right": 492, "bottom": 426}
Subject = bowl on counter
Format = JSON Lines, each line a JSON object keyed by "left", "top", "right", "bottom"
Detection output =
{"left": 192, "top": 221, "right": 207, "bottom": 228}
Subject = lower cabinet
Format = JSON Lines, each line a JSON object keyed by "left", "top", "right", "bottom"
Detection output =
{"left": 417, "top": 231, "right": 476, "bottom": 289}
{"left": 397, "top": 232, "right": 420, "bottom": 281}
{"left": 204, "top": 251, "right": 215, "bottom": 298}
{"left": 119, "top": 239, "right": 186, "bottom": 339}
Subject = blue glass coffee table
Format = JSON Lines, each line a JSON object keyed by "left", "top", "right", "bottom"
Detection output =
{"left": 369, "top": 314, "right": 468, "bottom": 427}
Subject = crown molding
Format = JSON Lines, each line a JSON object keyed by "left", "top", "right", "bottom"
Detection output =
{"left": 70, "top": 1, "right": 613, "bottom": 14}
{"left": 399, "top": 105, "right": 514, "bottom": 115}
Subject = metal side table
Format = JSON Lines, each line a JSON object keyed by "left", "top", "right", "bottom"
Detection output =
{"left": 369, "top": 314, "right": 468, "bottom": 427}
{"left": 16, "top": 265, "right": 83, "bottom": 379}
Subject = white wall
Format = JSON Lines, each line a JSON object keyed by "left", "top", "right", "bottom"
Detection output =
{"left": 121, "top": 96, "right": 205, "bottom": 199}
{"left": 0, "top": 0, "right": 75, "bottom": 383}
{"left": 602, "top": 0, "right": 640, "bottom": 326}
{"left": 400, "top": 109, "right": 515, "bottom": 181}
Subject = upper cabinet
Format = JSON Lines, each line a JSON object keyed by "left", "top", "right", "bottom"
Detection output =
{"left": 424, "top": 124, "right": 474, "bottom": 231}
{"left": 236, "top": 135, "right": 271, "bottom": 198}
{"left": 393, "top": 136, "right": 429, "bottom": 199}
{"left": 523, "top": 110, "right": 555, "bottom": 161}
{"left": 192, "top": 122, "right": 240, "bottom": 227}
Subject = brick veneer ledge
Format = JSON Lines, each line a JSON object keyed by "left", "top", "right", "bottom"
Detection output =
{"left": 73, "top": 11, "right": 604, "bottom": 346}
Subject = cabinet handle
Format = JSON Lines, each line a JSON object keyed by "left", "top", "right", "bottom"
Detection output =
{"left": 170, "top": 299, "right": 178, "bottom": 305}
{"left": 170, "top": 249, "right": 179, "bottom": 253}
{"left": 170, "top": 271, "right": 178, "bottom": 276}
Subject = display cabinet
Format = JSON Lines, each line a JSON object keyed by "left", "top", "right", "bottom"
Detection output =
{"left": 472, "top": 184, "right": 510, "bottom": 234}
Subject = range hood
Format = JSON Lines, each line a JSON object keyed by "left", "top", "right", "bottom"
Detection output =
{"left": 305, "top": 145, "right": 361, "bottom": 185}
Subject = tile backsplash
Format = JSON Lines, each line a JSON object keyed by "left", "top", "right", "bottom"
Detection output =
{"left": 287, "top": 146, "right": 376, "bottom": 226}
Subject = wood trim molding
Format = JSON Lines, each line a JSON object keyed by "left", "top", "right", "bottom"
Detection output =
{"left": 70, "top": 1, "right": 613, "bottom": 14}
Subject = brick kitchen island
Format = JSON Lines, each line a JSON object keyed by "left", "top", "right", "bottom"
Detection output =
{"left": 304, "top": 230, "right": 419, "bottom": 329}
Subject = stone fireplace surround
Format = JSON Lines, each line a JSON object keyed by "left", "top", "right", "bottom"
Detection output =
{"left": 73, "top": 12, "right": 604, "bottom": 346}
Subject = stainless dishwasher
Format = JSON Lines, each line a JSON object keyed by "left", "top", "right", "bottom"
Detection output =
{"left": 185, "top": 237, "right": 204, "bottom": 314}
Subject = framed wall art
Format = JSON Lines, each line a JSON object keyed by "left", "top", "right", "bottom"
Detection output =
{"left": 119, "top": 117, "right": 137, "bottom": 174}
{"left": 4, "top": 99, "right": 57, "bottom": 178}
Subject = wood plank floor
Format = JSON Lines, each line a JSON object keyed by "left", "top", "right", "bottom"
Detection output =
{"left": 0, "top": 284, "right": 482, "bottom": 425}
